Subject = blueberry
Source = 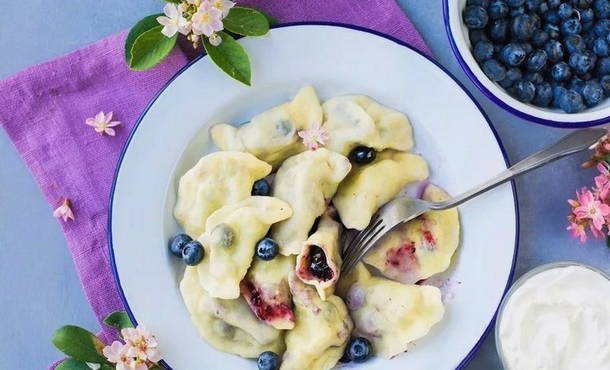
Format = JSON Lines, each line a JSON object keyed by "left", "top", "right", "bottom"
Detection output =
{"left": 489, "top": 0, "right": 510, "bottom": 19}
{"left": 544, "top": 9, "right": 561, "bottom": 25}
{"left": 510, "top": 6, "right": 526, "bottom": 16}
{"left": 525, "top": 0, "right": 543, "bottom": 11}
{"left": 531, "top": 30, "right": 550, "bottom": 47}
{"left": 595, "top": 0, "right": 610, "bottom": 18}
{"left": 553, "top": 86, "right": 568, "bottom": 107}
{"left": 575, "top": 0, "right": 594, "bottom": 8}
{"left": 308, "top": 245, "right": 333, "bottom": 280}
{"left": 570, "top": 77, "right": 586, "bottom": 94}
{"left": 539, "top": 2, "right": 550, "bottom": 13}
{"left": 559, "top": 89, "right": 586, "bottom": 112}
{"left": 551, "top": 61, "right": 572, "bottom": 81}
{"left": 169, "top": 234, "right": 192, "bottom": 258}
{"left": 182, "top": 240, "right": 204, "bottom": 266}
{"left": 210, "top": 223, "right": 234, "bottom": 248}
{"left": 548, "top": 0, "right": 561, "bottom": 7}
{"left": 582, "top": 72, "right": 594, "bottom": 80}
{"left": 600, "top": 75, "right": 610, "bottom": 94}
{"left": 488, "top": 19, "right": 509, "bottom": 42}
{"left": 469, "top": 29, "right": 489, "bottom": 44}
{"left": 564, "top": 35, "right": 586, "bottom": 54}
{"left": 544, "top": 39, "right": 564, "bottom": 62}
{"left": 506, "top": 67, "right": 524, "bottom": 81}
{"left": 581, "top": 8, "right": 595, "bottom": 23}
{"left": 507, "top": 0, "right": 526, "bottom": 7}
{"left": 526, "top": 49, "right": 548, "bottom": 71}
{"left": 582, "top": 80, "right": 605, "bottom": 105}
{"left": 467, "top": 0, "right": 490, "bottom": 6}
{"left": 463, "top": 6, "right": 489, "bottom": 29}
{"left": 562, "top": 19, "right": 582, "bottom": 36}
{"left": 501, "top": 43, "right": 527, "bottom": 66}
{"left": 251, "top": 178, "right": 271, "bottom": 196}
{"left": 257, "top": 351, "right": 280, "bottom": 370}
{"left": 583, "top": 21, "right": 595, "bottom": 32}
{"left": 256, "top": 237, "right": 279, "bottom": 261}
{"left": 347, "top": 337, "right": 372, "bottom": 363}
{"left": 544, "top": 23, "right": 561, "bottom": 39}
{"left": 349, "top": 146, "right": 377, "bottom": 164}
{"left": 594, "top": 38, "right": 610, "bottom": 56}
{"left": 533, "top": 82, "right": 553, "bottom": 106}
{"left": 569, "top": 51, "right": 597, "bottom": 74}
{"left": 512, "top": 14, "right": 536, "bottom": 40}
{"left": 483, "top": 59, "right": 508, "bottom": 81}
{"left": 558, "top": 3, "right": 574, "bottom": 19}
{"left": 530, "top": 13, "right": 542, "bottom": 29}
{"left": 474, "top": 41, "right": 495, "bottom": 62}
{"left": 594, "top": 20, "right": 610, "bottom": 37}
{"left": 513, "top": 80, "right": 536, "bottom": 102}
{"left": 597, "top": 57, "right": 610, "bottom": 74}
{"left": 525, "top": 71, "right": 545, "bottom": 84}
{"left": 499, "top": 77, "right": 515, "bottom": 88}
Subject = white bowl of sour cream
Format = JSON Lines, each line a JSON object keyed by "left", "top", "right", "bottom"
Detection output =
{"left": 495, "top": 262, "right": 610, "bottom": 370}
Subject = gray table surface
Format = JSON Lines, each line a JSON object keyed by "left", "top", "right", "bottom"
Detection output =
{"left": 1, "top": 0, "right": 609, "bottom": 369}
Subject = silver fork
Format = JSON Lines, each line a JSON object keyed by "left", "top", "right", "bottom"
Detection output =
{"left": 341, "top": 128, "right": 607, "bottom": 274}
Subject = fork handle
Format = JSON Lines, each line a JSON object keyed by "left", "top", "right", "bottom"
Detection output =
{"left": 432, "top": 128, "right": 607, "bottom": 210}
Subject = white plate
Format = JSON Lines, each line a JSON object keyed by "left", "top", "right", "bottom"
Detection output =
{"left": 109, "top": 23, "right": 518, "bottom": 370}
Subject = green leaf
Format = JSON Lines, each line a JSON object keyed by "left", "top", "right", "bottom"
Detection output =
{"left": 103, "top": 311, "right": 134, "bottom": 330}
{"left": 52, "top": 326, "right": 107, "bottom": 364}
{"left": 125, "top": 14, "right": 177, "bottom": 71}
{"left": 163, "top": 0, "right": 181, "bottom": 3}
{"left": 260, "top": 10, "right": 279, "bottom": 26}
{"left": 203, "top": 32, "right": 251, "bottom": 86}
{"left": 125, "top": 14, "right": 163, "bottom": 63}
{"left": 149, "top": 365, "right": 165, "bottom": 370}
{"left": 223, "top": 7, "right": 270, "bottom": 36}
{"left": 56, "top": 359, "right": 91, "bottom": 370}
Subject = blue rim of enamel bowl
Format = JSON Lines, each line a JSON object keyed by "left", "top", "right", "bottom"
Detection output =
{"left": 442, "top": 0, "right": 610, "bottom": 128}
{"left": 108, "top": 21, "right": 520, "bottom": 370}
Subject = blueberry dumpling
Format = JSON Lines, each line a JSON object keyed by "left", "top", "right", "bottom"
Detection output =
{"left": 363, "top": 184, "right": 460, "bottom": 284}
{"left": 295, "top": 212, "right": 342, "bottom": 300}
{"left": 197, "top": 196, "right": 292, "bottom": 299}
{"left": 180, "top": 267, "right": 285, "bottom": 358}
{"left": 270, "top": 148, "right": 351, "bottom": 255}
{"left": 281, "top": 274, "right": 353, "bottom": 370}
{"left": 174, "top": 151, "right": 272, "bottom": 238}
{"left": 210, "top": 86, "right": 323, "bottom": 168}
{"left": 333, "top": 150, "right": 429, "bottom": 230}
{"left": 322, "top": 95, "right": 414, "bottom": 156}
{"left": 336, "top": 263, "right": 444, "bottom": 359}
{"left": 241, "top": 255, "right": 296, "bottom": 330}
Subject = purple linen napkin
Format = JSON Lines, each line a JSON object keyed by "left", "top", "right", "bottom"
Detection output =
{"left": 0, "top": 0, "right": 429, "bottom": 364}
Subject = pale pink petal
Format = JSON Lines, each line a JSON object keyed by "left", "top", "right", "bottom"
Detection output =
{"left": 146, "top": 348, "right": 161, "bottom": 362}
{"left": 163, "top": 3, "right": 178, "bottom": 19}
{"left": 85, "top": 118, "right": 97, "bottom": 126}
{"left": 105, "top": 111, "right": 113, "bottom": 122}
{"left": 161, "top": 25, "right": 178, "bottom": 37}
{"left": 103, "top": 341, "right": 125, "bottom": 363}
{"left": 95, "top": 111, "right": 105, "bottom": 122}
{"left": 105, "top": 128, "right": 116, "bottom": 136}
{"left": 94, "top": 126, "right": 105, "bottom": 134}
{"left": 106, "top": 121, "right": 122, "bottom": 128}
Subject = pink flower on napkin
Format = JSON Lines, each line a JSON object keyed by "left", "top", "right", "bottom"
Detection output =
{"left": 573, "top": 188, "right": 610, "bottom": 232}
{"left": 298, "top": 122, "right": 329, "bottom": 150}
{"left": 121, "top": 325, "right": 161, "bottom": 363}
{"left": 85, "top": 111, "right": 122, "bottom": 136}
{"left": 103, "top": 341, "right": 145, "bottom": 370}
{"left": 157, "top": 3, "right": 191, "bottom": 38}
{"left": 191, "top": 1, "right": 224, "bottom": 37}
{"left": 53, "top": 198, "right": 74, "bottom": 222}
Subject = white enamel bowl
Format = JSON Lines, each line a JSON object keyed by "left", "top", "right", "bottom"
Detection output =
{"left": 109, "top": 23, "right": 518, "bottom": 369}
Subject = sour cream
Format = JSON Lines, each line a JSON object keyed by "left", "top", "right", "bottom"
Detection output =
{"left": 497, "top": 264, "right": 610, "bottom": 370}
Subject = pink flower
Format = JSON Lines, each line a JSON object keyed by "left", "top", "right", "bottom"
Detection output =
{"left": 595, "top": 163, "right": 610, "bottom": 200}
{"left": 102, "top": 341, "right": 146, "bottom": 370}
{"left": 191, "top": 1, "right": 224, "bottom": 37}
{"left": 212, "top": 0, "right": 235, "bottom": 18}
{"left": 121, "top": 325, "right": 161, "bottom": 363}
{"left": 567, "top": 221, "right": 587, "bottom": 243}
{"left": 297, "top": 122, "right": 330, "bottom": 150}
{"left": 53, "top": 198, "right": 74, "bottom": 222}
{"left": 572, "top": 187, "right": 610, "bottom": 231}
{"left": 85, "top": 111, "right": 122, "bottom": 136}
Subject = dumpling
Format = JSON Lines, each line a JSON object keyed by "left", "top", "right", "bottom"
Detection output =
{"left": 241, "top": 255, "right": 296, "bottom": 330}
{"left": 210, "top": 86, "right": 323, "bottom": 168}
{"left": 281, "top": 274, "right": 353, "bottom": 370}
{"left": 364, "top": 184, "right": 460, "bottom": 284}
{"left": 197, "top": 196, "right": 292, "bottom": 299}
{"left": 336, "top": 264, "right": 444, "bottom": 359}
{"left": 180, "top": 267, "right": 285, "bottom": 358}
{"left": 271, "top": 148, "right": 351, "bottom": 255}
{"left": 322, "top": 95, "right": 413, "bottom": 155}
{"left": 334, "top": 150, "right": 429, "bottom": 230}
{"left": 295, "top": 211, "right": 342, "bottom": 300}
{"left": 174, "top": 151, "right": 271, "bottom": 238}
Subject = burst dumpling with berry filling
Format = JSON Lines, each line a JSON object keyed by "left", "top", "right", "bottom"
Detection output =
{"left": 180, "top": 267, "right": 285, "bottom": 358}
{"left": 271, "top": 148, "right": 351, "bottom": 255}
{"left": 322, "top": 95, "right": 414, "bottom": 155}
{"left": 281, "top": 274, "right": 352, "bottom": 370}
{"left": 240, "top": 255, "right": 296, "bottom": 330}
{"left": 210, "top": 86, "right": 323, "bottom": 168}
{"left": 363, "top": 184, "right": 460, "bottom": 284}
{"left": 197, "top": 196, "right": 292, "bottom": 299}
{"left": 174, "top": 151, "right": 271, "bottom": 238}
{"left": 336, "top": 263, "right": 444, "bottom": 359}
{"left": 295, "top": 212, "right": 342, "bottom": 300}
{"left": 333, "top": 150, "right": 429, "bottom": 230}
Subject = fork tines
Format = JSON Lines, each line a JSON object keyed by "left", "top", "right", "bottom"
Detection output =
{"left": 341, "top": 214, "right": 387, "bottom": 274}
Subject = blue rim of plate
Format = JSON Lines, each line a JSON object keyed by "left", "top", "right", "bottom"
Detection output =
{"left": 442, "top": 0, "right": 608, "bottom": 129}
{"left": 108, "top": 21, "right": 520, "bottom": 370}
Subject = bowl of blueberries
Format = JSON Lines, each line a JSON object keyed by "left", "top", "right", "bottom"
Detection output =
{"left": 444, "top": 0, "right": 610, "bottom": 127}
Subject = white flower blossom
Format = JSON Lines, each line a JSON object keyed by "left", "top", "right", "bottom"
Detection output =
{"left": 157, "top": 3, "right": 190, "bottom": 37}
